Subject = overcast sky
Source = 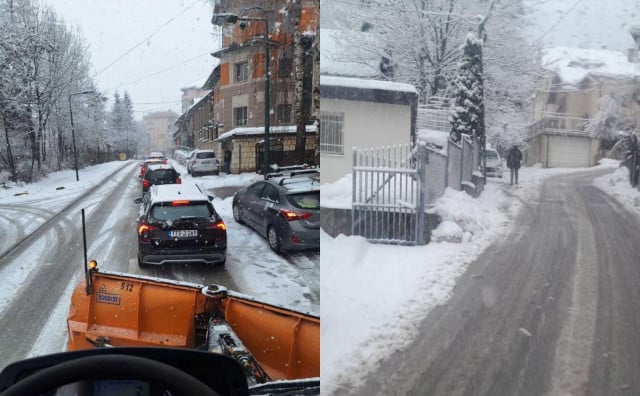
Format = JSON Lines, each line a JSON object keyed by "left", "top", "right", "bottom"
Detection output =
{"left": 42, "top": 0, "right": 220, "bottom": 119}
{"left": 525, "top": 0, "right": 640, "bottom": 51}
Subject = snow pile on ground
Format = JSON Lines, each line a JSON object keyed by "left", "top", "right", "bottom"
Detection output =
{"left": 433, "top": 185, "right": 508, "bottom": 237}
{"left": 320, "top": 173, "right": 353, "bottom": 209}
{"left": 0, "top": 162, "right": 128, "bottom": 204}
{"left": 593, "top": 161, "right": 640, "bottom": 215}
{"left": 320, "top": 181, "right": 511, "bottom": 394}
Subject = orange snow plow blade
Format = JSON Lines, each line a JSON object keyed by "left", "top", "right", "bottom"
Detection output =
{"left": 67, "top": 270, "right": 319, "bottom": 381}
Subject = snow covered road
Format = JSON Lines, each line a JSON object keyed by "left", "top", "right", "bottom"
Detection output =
{"left": 351, "top": 168, "right": 640, "bottom": 395}
{"left": 0, "top": 160, "right": 319, "bottom": 370}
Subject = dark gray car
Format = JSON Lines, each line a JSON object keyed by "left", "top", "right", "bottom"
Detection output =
{"left": 232, "top": 170, "right": 320, "bottom": 253}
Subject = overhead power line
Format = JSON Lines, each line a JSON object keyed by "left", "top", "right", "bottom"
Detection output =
{"left": 96, "top": 0, "right": 200, "bottom": 76}
{"left": 108, "top": 52, "right": 213, "bottom": 91}
{"left": 534, "top": 0, "right": 585, "bottom": 42}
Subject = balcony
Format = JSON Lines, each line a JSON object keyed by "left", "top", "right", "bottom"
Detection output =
{"left": 526, "top": 112, "right": 591, "bottom": 140}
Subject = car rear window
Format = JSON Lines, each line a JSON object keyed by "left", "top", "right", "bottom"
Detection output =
{"left": 150, "top": 202, "right": 212, "bottom": 221}
{"left": 485, "top": 150, "right": 498, "bottom": 159}
{"left": 286, "top": 192, "right": 319, "bottom": 210}
{"left": 196, "top": 151, "right": 215, "bottom": 159}
{"left": 147, "top": 169, "right": 176, "bottom": 181}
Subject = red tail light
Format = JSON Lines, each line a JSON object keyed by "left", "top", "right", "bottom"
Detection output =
{"left": 138, "top": 223, "right": 158, "bottom": 236}
{"left": 172, "top": 200, "right": 190, "bottom": 206}
{"left": 280, "top": 209, "right": 313, "bottom": 221}
{"left": 162, "top": 159, "right": 168, "bottom": 164}
{"left": 176, "top": 177, "right": 182, "bottom": 184}
{"left": 208, "top": 220, "right": 226, "bottom": 231}
{"left": 142, "top": 179, "right": 150, "bottom": 189}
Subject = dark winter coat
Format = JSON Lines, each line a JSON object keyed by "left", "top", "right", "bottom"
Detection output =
{"left": 507, "top": 147, "right": 522, "bottom": 169}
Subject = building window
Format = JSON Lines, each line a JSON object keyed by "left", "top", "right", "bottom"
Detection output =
{"left": 276, "top": 104, "right": 292, "bottom": 123}
{"left": 234, "top": 61, "right": 249, "bottom": 83}
{"left": 278, "top": 58, "right": 293, "bottom": 78}
{"left": 234, "top": 106, "right": 248, "bottom": 126}
{"left": 320, "top": 111, "right": 344, "bottom": 155}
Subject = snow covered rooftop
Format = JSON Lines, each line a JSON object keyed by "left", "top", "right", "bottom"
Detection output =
{"left": 321, "top": 75, "right": 417, "bottom": 94}
{"left": 542, "top": 47, "right": 639, "bottom": 85}
{"left": 216, "top": 125, "right": 318, "bottom": 141}
{"left": 187, "top": 91, "right": 212, "bottom": 112}
{"left": 320, "top": 28, "right": 381, "bottom": 78}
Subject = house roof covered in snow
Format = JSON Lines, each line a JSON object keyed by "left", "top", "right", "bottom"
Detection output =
{"left": 321, "top": 75, "right": 417, "bottom": 94}
{"left": 216, "top": 125, "right": 317, "bottom": 142}
{"left": 543, "top": 47, "right": 638, "bottom": 86}
{"left": 321, "top": 75, "right": 418, "bottom": 107}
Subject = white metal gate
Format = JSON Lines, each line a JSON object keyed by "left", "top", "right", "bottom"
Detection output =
{"left": 352, "top": 144, "right": 427, "bottom": 245}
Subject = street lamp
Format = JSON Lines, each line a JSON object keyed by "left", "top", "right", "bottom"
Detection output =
{"left": 212, "top": 8, "right": 272, "bottom": 177}
{"left": 68, "top": 90, "right": 96, "bottom": 181}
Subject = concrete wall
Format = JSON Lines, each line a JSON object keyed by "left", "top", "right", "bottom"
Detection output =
{"left": 320, "top": 98, "right": 412, "bottom": 184}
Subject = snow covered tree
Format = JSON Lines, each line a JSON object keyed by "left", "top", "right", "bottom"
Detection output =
{"left": 323, "top": 0, "right": 542, "bottom": 146}
{"left": 0, "top": 0, "right": 105, "bottom": 181}
{"left": 449, "top": 34, "right": 484, "bottom": 143}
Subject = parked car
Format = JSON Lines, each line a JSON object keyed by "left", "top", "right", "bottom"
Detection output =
{"left": 186, "top": 150, "right": 197, "bottom": 174}
{"left": 482, "top": 148, "right": 504, "bottom": 178}
{"left": 189, "top": 149, "right": 220, "bottom": 176}
{"left": 134, "top": 183, "right": 226, "bottom": 267}
{"left": 141, "top": 164, "right": 181, "bottom": 194}
{"left": 232, "top": 169, "right": 320, "bottom": 253}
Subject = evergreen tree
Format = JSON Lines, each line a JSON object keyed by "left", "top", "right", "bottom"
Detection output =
{"left": 109, "top": 91, "right": 123, "bottom": 151}
{"left": 449, "top": 34, "right": 485, "bottom": 143}
{"left": 122, "top": 91, "right": 134, "bottom": 154}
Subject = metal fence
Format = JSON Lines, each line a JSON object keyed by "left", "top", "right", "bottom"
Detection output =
{"left": 447, "top": 140, "right": 463, "bottom": 190}
{"left": 425, "top": 147, "right": 447, "bottom": 205}
{"left": 417, "top": 107, "right": 451, "bottom": 132}
{"left": 352, "top": 136, "right": 481, "bottom": 245}
{"left": 462, "top": 136, "right": 474, "bottom": 185}
{"left": 352, "top": 144, "right": 427, "bottom": 245}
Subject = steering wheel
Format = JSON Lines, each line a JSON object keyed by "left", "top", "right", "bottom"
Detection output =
{"left": 2, "top": 354, "right": 221, "bottom": 396}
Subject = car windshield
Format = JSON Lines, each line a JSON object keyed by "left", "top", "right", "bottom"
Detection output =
{"left": 286, "top": 192, "right": 320, "bottom": 210}
{"left": 151, "top": 202, "right": 211, "bottom": 222}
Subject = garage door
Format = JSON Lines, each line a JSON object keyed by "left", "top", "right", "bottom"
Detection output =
{"left": 548, "top": 135, "right": 591, "bottom": 168}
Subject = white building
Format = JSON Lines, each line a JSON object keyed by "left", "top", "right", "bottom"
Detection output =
{"left": 320, "top": 28, "right": 419, "bottom": 184}
{"left": 320, "top": 76, "right": 418, "bottom": 183}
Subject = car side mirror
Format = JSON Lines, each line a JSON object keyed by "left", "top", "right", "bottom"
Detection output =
{"left": 208, "top": 195, "right": 214, "bottom": 201}
{"left": 133, "top": 197, "right": 143, "bottom": 204}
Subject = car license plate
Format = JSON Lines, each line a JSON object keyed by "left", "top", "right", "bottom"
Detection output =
{"left": 170, "top": 230, "right": 197, "bottom": 238}
{"left": 201, "top": 160, "right": 211, "bottom": 164}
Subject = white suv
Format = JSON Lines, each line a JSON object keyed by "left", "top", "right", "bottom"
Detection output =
{"left": 189, "top": 150, "right": 220, "bottom": 176}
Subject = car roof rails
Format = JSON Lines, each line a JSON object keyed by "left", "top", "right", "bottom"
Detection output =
{"left": 289, "top": 169, "right": 320, "bottom": 178}
{"left": 265, "top": 172, "right": 284, "bottom": 180}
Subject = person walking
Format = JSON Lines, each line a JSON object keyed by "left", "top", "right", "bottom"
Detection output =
{"left": 224, "top": 148, "right": 232, "bottom": 174}
{"left": 507, "top": 145, "right": 522, "bottom": 186}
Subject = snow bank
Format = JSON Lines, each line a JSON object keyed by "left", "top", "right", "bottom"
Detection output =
{"left": 0, "top": 162, "right": 128, "bottom": 205}
{"left": 593, "top": 161, "right": 640, "bottom": 216}
{"left": 320, "top": 173, "right": 352, "bottom": 209}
